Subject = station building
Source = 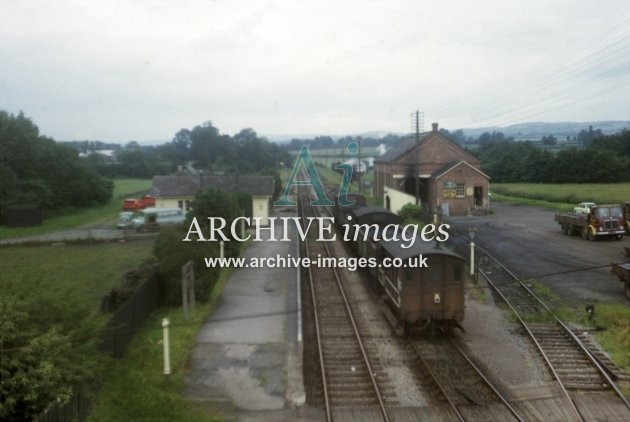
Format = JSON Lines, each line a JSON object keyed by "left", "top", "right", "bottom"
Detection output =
{"left": 374, "top": 123, "right": 490, "bottom": 216}
{"left": 149, "top": 174, "right": 275, "bottom": 225}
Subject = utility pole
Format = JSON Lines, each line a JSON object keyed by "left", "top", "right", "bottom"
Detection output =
{"left": 411, "top": 111, "right": 424, "bottom": 206}
{"left": 358, "top": 136, "right": 362, "bottom": 193}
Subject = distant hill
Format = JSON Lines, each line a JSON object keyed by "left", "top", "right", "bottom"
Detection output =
{"left": 459, "top": 121, "right": 630, "bottom": 141}
{"left": 265, "top": 121, "right": 630, "bottom": 144}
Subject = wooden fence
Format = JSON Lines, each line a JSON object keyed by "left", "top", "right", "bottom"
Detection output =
{"left": 100, "top": 271, "right": 161, "bottom": 358}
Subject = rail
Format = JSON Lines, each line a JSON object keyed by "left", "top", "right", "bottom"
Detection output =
{"left": 477, "top": 244, "right": 630, "bottom": 419}
{"left": 449, "top": 339, "right": 524, "bottom": 422}
{"left": 301, "top": 194, "right": 390, "bottom": 422}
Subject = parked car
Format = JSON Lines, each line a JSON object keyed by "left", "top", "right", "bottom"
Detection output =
{"left": 574, "top": 202, "right": 597, "bottom": 214}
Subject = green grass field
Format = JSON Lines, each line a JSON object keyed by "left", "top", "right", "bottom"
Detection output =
{"left": 491, "top": 183, "right": 630, "bottom": 212}
{"left": 0, "top": 239, "right": 155, "bottom": 315}
{"left": 0, "top": 178, "right": 152, "bottom": 240}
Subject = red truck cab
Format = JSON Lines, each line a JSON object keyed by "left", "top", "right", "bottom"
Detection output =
{"left": 122, "top": 195, "right": 156, "bottom": 211}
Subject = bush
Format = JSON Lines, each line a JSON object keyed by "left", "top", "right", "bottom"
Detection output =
{"left": 398, "top": 203, "right": 422, "bottom": 223}
{"left": 0, "top": 294, "right": 103, "bottom": 421}
{"left": 153, "top": 226, "right": 221, "bottom": 306}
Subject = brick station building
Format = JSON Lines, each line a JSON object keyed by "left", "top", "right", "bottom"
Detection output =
{"left": 374, "top": 123, "right": 490, "bottom": 216}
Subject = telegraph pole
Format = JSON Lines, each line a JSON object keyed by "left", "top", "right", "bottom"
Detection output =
{"left": 358, "top": 136, "right": 362, "bottom": 193}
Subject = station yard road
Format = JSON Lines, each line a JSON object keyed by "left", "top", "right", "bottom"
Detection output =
{"left": 450, "top": 202, "right": 629, "bottom": 307}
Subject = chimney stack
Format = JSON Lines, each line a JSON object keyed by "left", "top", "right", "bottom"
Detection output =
{"left": 432, "top": 122, "right": 438, "bottom": 133}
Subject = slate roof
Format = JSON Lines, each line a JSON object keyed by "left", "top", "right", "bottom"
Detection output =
{"left": 374, "top": 130, "right": 478, "bottom": 165}
{"left": 150, "top": 174, "right": 275, "bottom": 197}
{"left": 432, "top": 161, "right": 490, "bottom": 179}
{"left": 374, "top": 136, "right": 422, "bottom": 163}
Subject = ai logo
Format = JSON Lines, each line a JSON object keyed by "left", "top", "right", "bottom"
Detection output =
{"left": 275, "top": 143, "right": 359, "bottom": 207}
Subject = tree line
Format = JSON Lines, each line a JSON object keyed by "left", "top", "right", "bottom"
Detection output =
{"left": 72, "top": 121, "right": 291, "bottom": 179}
{"left": 0, "top": 111, "right": 113, "bottom": 224}
{"left": 473, "top": 129, "right": 630, "bottom": 183}
{"left": 0, "top": 111, "right": 290, "bottom": 224}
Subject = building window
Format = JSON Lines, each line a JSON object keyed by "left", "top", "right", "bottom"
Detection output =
{"left": 177, "top": 200, "right": 183, "bottom": 209}
{"left": 443, "top": 181, "right": 457, "bottom": 198}
{"left": 456, "top": 183, "right": 465, "bottom": 198}
{"left": 185, "top": 200, "right": 191, "bottom": 211}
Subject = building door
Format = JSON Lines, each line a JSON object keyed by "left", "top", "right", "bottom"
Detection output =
{"left": 474, "top": 186, "right": 483, "bottom": 206}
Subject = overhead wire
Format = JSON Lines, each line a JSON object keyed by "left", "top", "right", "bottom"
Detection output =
{"left": 427, "top": 9, "right": 630, "bottom": 130}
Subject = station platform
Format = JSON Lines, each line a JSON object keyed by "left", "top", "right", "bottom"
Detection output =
{"left": 184, "top": 207, "right": 307, "bottom": 420}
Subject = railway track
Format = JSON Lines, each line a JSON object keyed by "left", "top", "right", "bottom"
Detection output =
{"left": 300, "top": 195, "right": 391, "bottom": 422}
{"left": 411, "top": 337, "right": 524, "bottom": 421}
{"left": 475, "top": 245, "right": 630, "bottom": 421}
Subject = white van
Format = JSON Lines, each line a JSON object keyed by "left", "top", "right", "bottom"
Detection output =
{"left": 132, "top": 207, "right": 186, "bottom": 230}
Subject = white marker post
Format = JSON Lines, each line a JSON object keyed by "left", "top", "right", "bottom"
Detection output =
{"left": 162, "top": 318, "right": 171, "bottom": 375}
{"left": 468, "top": 227, "right": 477, "bottom": 278}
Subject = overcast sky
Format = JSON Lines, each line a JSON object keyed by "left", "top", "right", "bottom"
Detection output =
{"left": 1, "top": 0, "right": 629, "bottom": 142}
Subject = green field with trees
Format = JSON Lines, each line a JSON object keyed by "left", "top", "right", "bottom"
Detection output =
{"left": 2, "top": 108, "right": 628, "bottom": 420}
{"left": 476, "top": 129, "right": 630, "bottom": 183}
{"left": 0, "top": 183, "right": 248, "bottom": 421}
{"left": 0, "top": 111, "right": 113, "bottom": 225}
{"left": 0, "top": 178, "right": 152, "bottom": 240}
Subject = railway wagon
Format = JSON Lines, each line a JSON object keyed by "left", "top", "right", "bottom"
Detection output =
{"left": 333, "top": 193, "right": 368, "bottom": 225}
{"left": 376, "top": 235, "right": 466, "bottom": 334}
{"left": 350, "top": 205, "right": 401, "bottom": 259}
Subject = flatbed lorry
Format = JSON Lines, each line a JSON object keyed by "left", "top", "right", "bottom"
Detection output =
{"left": 554, "top": 204, "right": 625, "bottom": 240}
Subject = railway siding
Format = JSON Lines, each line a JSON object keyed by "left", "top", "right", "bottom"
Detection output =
{"left": 476, "top": 246, "right": 630, "bottom": 421}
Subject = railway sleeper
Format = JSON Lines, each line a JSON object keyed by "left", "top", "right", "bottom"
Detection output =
{"left": 533, "top": 331, "right": 571, "bottom": 337}
{"left": 538, "top": 347, "right": 582, "bottom": 355}
{"left": 323, "top": 365, "right": 371, "bottom": 373}
{"left": 563, "top": 382, "right": 610, "bottom": 390}
{"left": 327, "top": 385, "right": 378, "bottom": 394}
{"left": 558, "top": 371, "right": 605, "bottom": 379}
{"left": 321, "top": 356, "right": 369, "bottom": 364}
{"left": 331, "top": 399, "right": 381, "bottom": 407}
{"left": 328, "top": 383, "right": 395, "bottom": 394}
{"left": 322, "top": 346, "right": 365, "bottom": 354}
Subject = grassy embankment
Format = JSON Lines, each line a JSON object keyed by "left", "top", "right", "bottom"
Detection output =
{"left": 490, "top": 183, "right": 630, "bottom": 380}
{"left": 88, "top": 268, "right": 234, "bottom": 422}
{"left": 512, "top": 279, "right": 629, "bottom": 379}
{"left": 0, "top": 178, "right": 152, "bottom": 240}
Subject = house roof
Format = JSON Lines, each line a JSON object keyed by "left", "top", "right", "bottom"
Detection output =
{"left": 150, "top": 174, "right": 275, "bottom": 197}
{"left": 432, "top": 160, "right": 490, "bottom": 180}
{"left": 375, "top": 136, "right": 422, "bottom": 163}
{"left": 375, "top": 128, "right": 478, "bottom": 165}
